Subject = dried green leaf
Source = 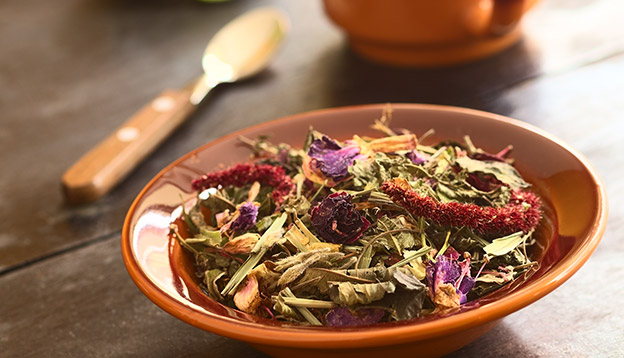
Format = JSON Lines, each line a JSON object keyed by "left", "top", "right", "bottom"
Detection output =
{"left": 294, "top": 267, "right": 377, "bottom": 295}
{"left": 274, "top": 247, "right": 340, "bottom": 271}
{"left": 252, "top": 213, "right": 287, "bottom": 253}
{"left": 186, "top": 228, "right": 223, "bottom": 247}
{"left": 384, "top": 267, "right": 427, "bottom": 320}
{"left": 182, "top": 203, "right": 200, "bottom": 234}
{"left": 281, "top": 297, "right": 338, "bottom": 309}
{"left": 334, "top": 266, "right": 390, "bottom": 281}
{"left": 203, "top": 269, "right": 225, "bottom": 301}
{"left": 389, "top": 246, "right": 431, "bottom": 269}
{"left": 221, "top": 213, "right": 287, "bottom": 296}
{"left": 356, "top": 243, "right": 374, "bottom": 269}
{"left": 283, "top": 195, "right": 311, "bottom": 216}
{"left": 349, "top": 153, "right": 421, "bottom": 190}
{"left": 455, "top": 156, "right": 530, "bottom": 189}
{"left": 483, "top": 231, "right": 529, "bottom": 256}
{"left": 329, "top": 281, "right": 396, "bottom": 306}
{"left": 376, "top": 216, "right": 418, "bottom": 252}
{"left": 275, "top": 248, "right": 345, "bottom": 287}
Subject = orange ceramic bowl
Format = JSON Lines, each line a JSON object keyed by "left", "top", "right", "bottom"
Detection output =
{"left": 122, "top": 104, "right": 607, "bottom": 357}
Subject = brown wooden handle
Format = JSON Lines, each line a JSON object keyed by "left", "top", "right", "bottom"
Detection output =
{"left": 62, "top": 89, "right": 196, "bottom": 204}
{"left": 489, "top": 0, "right": 530, "bottom": 35}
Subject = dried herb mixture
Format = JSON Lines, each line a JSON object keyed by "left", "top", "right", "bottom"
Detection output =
{"left": 171, "top": 111, "right": 542, "bottom": 326}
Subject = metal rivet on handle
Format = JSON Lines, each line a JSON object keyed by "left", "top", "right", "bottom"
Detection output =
{"left": 152, "top": 96, "right": 175, "bottom": 112}
{"left": 116, "top": 126, "right": 140, "bottom": 142}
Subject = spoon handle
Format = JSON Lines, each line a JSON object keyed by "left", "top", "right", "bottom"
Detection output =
{"left": 62, "top": 89, "right": 196, "bottom": 204}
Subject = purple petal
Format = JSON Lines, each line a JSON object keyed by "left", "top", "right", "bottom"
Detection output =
{"left": 466, "top": 172, "right": 503, "bottom": 192}
{"left": 406, "top": 150, "right": 427, "bottom": 165}
{"left": 426, "top": 249, "right": 474, "bottom": 305}
{"left": 457, "top": 276, "right": 475, "bottom": 304}
{"left": 309, "top": 135, "right": 342, "bottom": 154}
{"left": 325, "top": 307, "right": 385, "bottom": 327}
{"left": 444, "top": 247, "right": 461, "bottom": 260}
{"left": 432, "top": 255, "right": 462, "bottom": 289}
{"left": 230, "top": 202, "right": 258, "bottom": 233}
{"left": 308, "top": 136, "right": 361, "bottom": 181}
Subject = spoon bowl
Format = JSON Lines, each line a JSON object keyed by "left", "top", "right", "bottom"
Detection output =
{"left": 192, "top": 8, "right": 289, "bottom": 102}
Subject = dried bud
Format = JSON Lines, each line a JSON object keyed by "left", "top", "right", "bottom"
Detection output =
{"left": 310, "top": 192, "right": 370, "bottom": 244}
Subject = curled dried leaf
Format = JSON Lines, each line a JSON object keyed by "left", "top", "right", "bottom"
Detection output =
{"left": 276, "top": 248, "right": 346, "bottom": 287}
{"left": 329, "top": 281, "right": 396, "bottom": 306}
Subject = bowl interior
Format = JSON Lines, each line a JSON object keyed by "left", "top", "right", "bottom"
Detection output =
{"left": 122, "top": 104, "right": 606, "bottom": 347}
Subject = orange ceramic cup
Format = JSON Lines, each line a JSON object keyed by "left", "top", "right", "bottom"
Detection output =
{"left": 322, "top": 0, "right": 536, "bottom": 67}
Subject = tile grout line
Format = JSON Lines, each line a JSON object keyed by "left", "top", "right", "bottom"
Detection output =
{"left": 0, "top": 230, "right": 122, "bottom": 277}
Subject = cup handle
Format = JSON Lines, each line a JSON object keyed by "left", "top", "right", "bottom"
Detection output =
{"left": 489, "top": 0, "right": 532, "bottom": 35}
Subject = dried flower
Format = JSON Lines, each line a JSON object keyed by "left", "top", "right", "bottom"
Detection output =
{"left": 325, "top": 307, "right": 385, "bottom": 327}
{"left": 381, "top": 178, "right": 541, "bottom": 236}
{"left": 192, "top": 163, "right": 294, "bottom": 203}
{"left": 406, "top": 150, "right": 427, "bottom": 165}
{"left": 307, "top": 136, "right": 363, "bottom": 181}
{"left": 310, "top": 192, "right": 370, "bottom": 244}
{"left": 222, "top": 233, "right": 260, "bottom": 255}
{"left": 233, "top": 274, "right": 262, "bottom": 314}
{"left": 230, "top": 202, "right": 259, "bottom": 233}
{"left": 425, "top": 248, "right": 475, "bottom": 307}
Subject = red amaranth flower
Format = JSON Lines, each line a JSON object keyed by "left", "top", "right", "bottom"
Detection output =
{"left": 381, "top": 178, "right": 541, "bottom": 236}
{"left": 191, "top": 163, "right": 294, "bottom": 203}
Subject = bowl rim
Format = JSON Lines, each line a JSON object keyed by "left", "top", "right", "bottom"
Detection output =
{"left": 122, "top": 103, "right": 607, "bottom": 348}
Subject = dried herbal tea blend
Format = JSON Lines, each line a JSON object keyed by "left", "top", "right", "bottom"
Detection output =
{"left": 170, "top": 112, "right": 543, "bottom": 326}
